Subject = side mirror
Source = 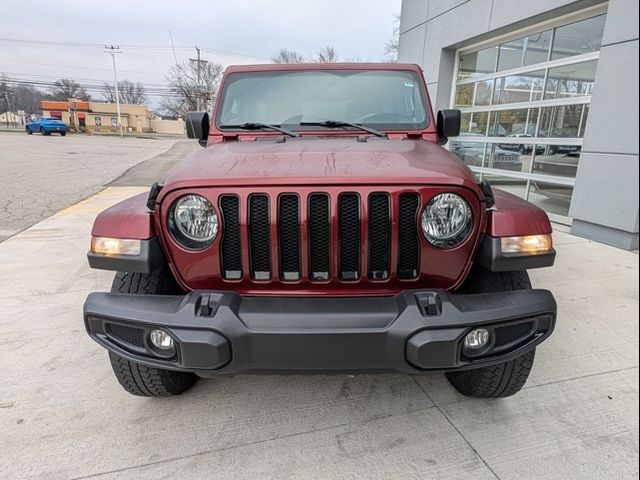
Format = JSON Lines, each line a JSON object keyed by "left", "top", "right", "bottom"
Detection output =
{"left": 436, "top": 109, "right": 461, "bottom": 145}
{"left": 185, "top": 112, "right": 210, "bottom": 147}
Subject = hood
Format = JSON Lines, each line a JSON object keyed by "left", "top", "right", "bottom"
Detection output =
{"left": 162, "top": 137, "right": 479, "bottom": 193}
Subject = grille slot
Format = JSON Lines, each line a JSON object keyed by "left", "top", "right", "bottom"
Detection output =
{"left": 105, "top": 323, "right": 145, "bottom": 348}
{"left": 368, "top": 193, "right": 390, "bottom": 280}
{"left": 397, "top": 194, "right": 420, "bottom": 279}
{"left": 248, "top": 194, "right": 271, "bottom": 280}
{"left": 278, "top": 195, "right": 301, "bottom": 281}
{"left": 495, "top": 321, "right": 535, "bottom": 347}
{"left": 219, "top": 195, "right": 242, "bottom": 280}
{"left": 338, "top": 193, "right": 361, "bottom": 280}
{"left": 308, "top": 194, "right": 331, "bottom": 281}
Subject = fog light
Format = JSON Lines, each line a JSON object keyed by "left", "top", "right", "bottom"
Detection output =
{"left": 464, "top": 328, "right": 490, "bottom": 349}
{"left": 150, "top": 329, "right": 174, "bottom": 350}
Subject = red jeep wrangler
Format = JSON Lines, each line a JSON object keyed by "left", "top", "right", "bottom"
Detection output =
{"left": 84, "top": 63, "right": 556, "bottom": 398}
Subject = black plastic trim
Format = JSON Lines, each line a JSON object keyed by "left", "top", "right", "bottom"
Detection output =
{"left": 146, "top": 182, "right": 162, "bottom": 211}
{"left": 87, "top": 237, "right": 165, "bottom": 273}
{"left": 83, "top": 287, "right": 557, "bottom": 376}
{"left": 477, "top": 235, "right": 556, "bottom": 272}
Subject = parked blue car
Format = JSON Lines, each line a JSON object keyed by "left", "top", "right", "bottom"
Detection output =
{"left": 26, "top": 118, "right": 68, "bottom": 136}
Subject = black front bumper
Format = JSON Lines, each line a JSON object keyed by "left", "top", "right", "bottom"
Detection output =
{"left": 83, "top": 289, "right": 556, "bottom": 376}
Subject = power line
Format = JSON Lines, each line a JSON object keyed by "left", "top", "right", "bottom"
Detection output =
{"left": 2, "top": 76, "right": 206, "bottom": 100}
{"left": 3, "top": 71, "right": 172, "bottom": 89}
{"left": 0, "top": 37, "right": 269, "bottom": 60}
{"left": 0, "top": 58, "right": 165, "bottom": 76}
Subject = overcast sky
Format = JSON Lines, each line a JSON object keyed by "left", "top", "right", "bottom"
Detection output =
{"left": 1, "top": 0, "right": 401, "bottom": 108}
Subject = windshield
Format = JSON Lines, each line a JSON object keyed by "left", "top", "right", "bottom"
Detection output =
{"left": 217, "top": 70, "right": 429, "bottom": 131}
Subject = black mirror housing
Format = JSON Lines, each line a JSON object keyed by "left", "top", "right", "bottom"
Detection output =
{"left": 185, "top": 112, "right": 210, "bottom": 147}
{"left": 436, "top": 109, "right": 461, "bottom": 145}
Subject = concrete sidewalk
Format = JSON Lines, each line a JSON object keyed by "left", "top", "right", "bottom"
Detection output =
{"left": 0, "top": 187, "right": 638, "bottom": 479}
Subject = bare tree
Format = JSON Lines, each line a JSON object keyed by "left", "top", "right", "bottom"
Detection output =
{"left": 315, "top": 46, "right": 338, "bottom": 63}
{"left": 13, "top": 85, "right": 46, "bottom": 114}
{"left": 271, "top": 48, "right": 305, "bottom": 64}
{"left": 385, "top": 13, "right": 400, "bottom": 62}
{"left": 48, "top": 78, "right": 91, "bottom": 101}
{"left": 0, "top": 74, "right": 12, "bottom": 115}
{"left": 160, "top": 60, "right": 223, "bottom": 117}
{"left": 102, "top": 80, "right": 147, "bottom": 105}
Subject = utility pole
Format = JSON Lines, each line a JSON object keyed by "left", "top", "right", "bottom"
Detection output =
{"left": 104, "top": 45, "right": 124, "bottom": 138}
{"left": 189, "top": 47, "right": 208, "bottom": 111}
{"left": 4, "top": 93, "right": 9, "bottom": 128}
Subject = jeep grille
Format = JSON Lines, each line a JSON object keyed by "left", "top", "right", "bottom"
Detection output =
{"left": 218, "top": 191, "right": 421, "bottom": 283}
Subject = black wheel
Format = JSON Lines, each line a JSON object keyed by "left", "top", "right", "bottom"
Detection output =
{"left": 60, "top": 131, "right": 67, "bottom": 136}
{"left": 518, "top": 144, "right": 527, "bottom": 154}
{"left": 26, "top": 127, "right": 33, "bottom": 135}
{"left": 108, "top": 267, "right": 197, "bottom": 397}
{"left": 447, "top": 267, "right": 536, "bottom": 398}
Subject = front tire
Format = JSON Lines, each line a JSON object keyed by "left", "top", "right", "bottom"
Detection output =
{"left": 109, "top": 352, "right": 197, "bottom": 397}
{"left": 108, "top": 267, "right": 197, "bottom": 397}
{"left": 447, "top": 267, "right": 536, "bottom": 398}
{"left": 26, "top": 127, "right": 33, "bottom": 135}
{"left": 60, "top": 131, "right": 66, "bottom": 136}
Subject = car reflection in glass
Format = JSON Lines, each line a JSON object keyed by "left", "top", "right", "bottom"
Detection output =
{"left": 531, "top": 145, "right": 580, "bottom": 202}
{"left": 451, "top": 133, "right": 523, "bottom": 172}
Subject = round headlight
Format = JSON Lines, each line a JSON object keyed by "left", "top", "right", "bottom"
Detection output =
{"left": 421, "top": 193, "right": 473, "bottom": 249}
{"left": 168, "top": 194, "right": 218, "bottom": 249}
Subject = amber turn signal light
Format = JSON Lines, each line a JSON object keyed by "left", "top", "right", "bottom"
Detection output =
{"left": 91, "top": 236, "right": 141, "bottom": 256}
{"left": 500, "top": 234, "right": 553, "bottom": 255}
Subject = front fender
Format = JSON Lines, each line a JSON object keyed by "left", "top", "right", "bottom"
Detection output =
{"left": 486, "top": 189, "right": 552, "bottom": 237}
{"left": 91, "top": 192, "right": 155, "bottom": 240}
{"left": 478, "top": 188, "right": 555, "bottom": 271}
{"left": 88, "top": 192, "right": 165, "bottom": 273}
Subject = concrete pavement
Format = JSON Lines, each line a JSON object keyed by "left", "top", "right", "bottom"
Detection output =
{"left": 0, "top": 185, "right": 637, "bottom": 479}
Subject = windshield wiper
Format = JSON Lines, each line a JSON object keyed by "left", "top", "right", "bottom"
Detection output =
{"left": 299, "top": 120, "right": 387, "bottom": 138}
{"left": 219, "top": 122, "right": 299, "bottom": 138}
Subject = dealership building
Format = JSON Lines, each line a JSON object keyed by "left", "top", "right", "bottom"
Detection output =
{"left": 398, "top": 0, "right": 638, "bottom": 249}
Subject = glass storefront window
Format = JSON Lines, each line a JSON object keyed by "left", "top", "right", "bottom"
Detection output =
{"left": 455, "top": 79, "right": 494, "bottom": 107}
{"left": 539, "top": 104, "right": 588, "bottom": 138}
{"left": 551, "top": 14, "right": 606, "bottom": 60}
{"left": 449, "top": 139, "right": 487, "bottom": 168}
{"left": 486, "top": 143, "right": 527, "bottom": 172}
{"left": 532, "top": 145, "right": 581, "bottom": 177}
{"left": 455, "top": 83, "right": 474, "bottom": 107}
{"left": 494, "top": 70, "right": 545, "bottom": 104}
{"left": 490, "top": 108, "right": 539, "bottom": 137}
{"left": 579, "top": 104, "right": 589, "bottom": 136}
{"left": 544, "top": 60, "right": 597, "bottom": 99}
{"left": 460, "top": 111, "right": 490, "bottom": 135}
{"left": 482, "top": 174, "right": 528, "bottom": 199}
{"left": 528, "top": 181, "right": 573, "bottom": 217}
{"left": 497, "top": 30, "right": 552, "bottom": 71}
{"left": 458, "top": 46, "right": 498, "bottom": 79}
{"left": 452, "top": 12, "right": 606, "bottom": 221}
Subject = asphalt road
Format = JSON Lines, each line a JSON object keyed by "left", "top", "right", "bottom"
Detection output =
{"left": 0, "top": 132, "right": 193, "bottom": 242}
